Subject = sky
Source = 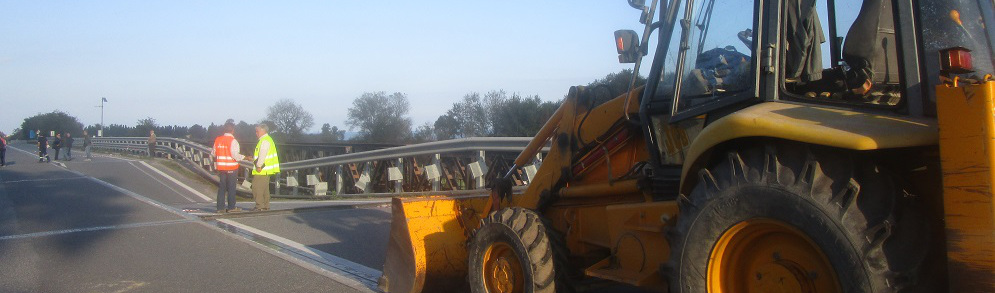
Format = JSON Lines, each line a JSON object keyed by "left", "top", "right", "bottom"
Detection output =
{"left": 0, "top": 1, "right": 647, "bottom": 135}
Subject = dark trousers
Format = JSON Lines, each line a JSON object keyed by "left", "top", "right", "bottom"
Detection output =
{"left": 65, "top": 146, "right": 72, "bottom": 160}
{"left": 217, "top": 171, "right": 238, "bottom": 211}
{"left": 1, "top": 148, "right": 5, "bottom": 166}
{"left": 53, "top": 148, "right": 60, "bottom": 160}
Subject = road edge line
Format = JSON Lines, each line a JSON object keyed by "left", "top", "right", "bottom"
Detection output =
{"left": 138, "top": 161, "right": 214, "bottom": 202}
{"left": 84, "top": 169, "right": 379, "bottom": 292}
{"left": 216, "top": 219, "right": 381, "bottom": 292}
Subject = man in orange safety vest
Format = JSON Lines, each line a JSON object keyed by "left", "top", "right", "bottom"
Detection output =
{"left": 212, "top": 122, "right": 245, "bottom": 213}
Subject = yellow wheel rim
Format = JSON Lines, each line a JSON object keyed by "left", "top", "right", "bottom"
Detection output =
{"left": 483, "top": 241, "right": 524, "bottom": 293}
{"left": 707, "top": 219, "right": 841, "bottom": 293}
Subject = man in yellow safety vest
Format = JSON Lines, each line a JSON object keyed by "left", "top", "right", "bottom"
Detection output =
{"left": 250, "top": 123, "right": 279, "bottom": 211}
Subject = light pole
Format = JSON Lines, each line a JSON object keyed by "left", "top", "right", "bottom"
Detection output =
{"left": 99, "top": 97, "right": 107, "bottom": 136}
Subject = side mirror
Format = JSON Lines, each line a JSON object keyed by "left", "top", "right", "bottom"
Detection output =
{"left": 615, "top": 30, "right": 640, "bottom": 63}
{"left": 628, "top": 0, "right": 646, "bottom": 9}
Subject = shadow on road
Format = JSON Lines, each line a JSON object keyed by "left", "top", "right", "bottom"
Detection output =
{"left": 287, "top": 207, "right": 392, "bottom": 269}
{"left": 0, "top": 168, "right": 141, "bottom": 255}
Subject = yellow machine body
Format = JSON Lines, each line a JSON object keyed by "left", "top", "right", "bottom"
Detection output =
{"left": 378, "top": 87, "right": 667, "bottom": 292}
{"left": 379, "top": 196, "right": 488, "bottom": 293}
{"left": 377, "top": 77, "right": 995, "bottom": 292}
{"left": 377, "top": 78, "right": 955, "bottom": 292}
{"left": 935, "top": 80, "right": 995, "bottom": 292}
{"left": 678, "top": 101, "right": 939, "bottom": 192}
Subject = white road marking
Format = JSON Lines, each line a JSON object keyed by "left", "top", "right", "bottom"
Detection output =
{"left": 137, "top": 161, "right": 214, "bottom": 202}
{"left": 217, "top": 219, "right": 381, "bottom": 290}
{"left": 85, "top": 175, "right": 199, "bottom": 220}
{"left": 8, "top": 145, "right": 49, "bottom": 160}
{"left": 128, "top": 162, "right": 198, "bottom": 203}
{"left": 0, "top": 219, "right": 194, "bottom": 241}
{"left": 2, "top": 176, "right": 89, "bottom": 184}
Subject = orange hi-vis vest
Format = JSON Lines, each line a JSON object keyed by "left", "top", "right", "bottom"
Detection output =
{"left": 213, "top": 134, "right": 239, "bottom": 171}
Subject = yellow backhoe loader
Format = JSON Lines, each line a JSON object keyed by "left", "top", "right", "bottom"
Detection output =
{"left": 378, "top": 0, "right": 995, "bottom": 292}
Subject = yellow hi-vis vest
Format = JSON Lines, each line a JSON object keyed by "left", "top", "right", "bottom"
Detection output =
{"left": 252, "top": 134, "right": 280, "bottom": 175}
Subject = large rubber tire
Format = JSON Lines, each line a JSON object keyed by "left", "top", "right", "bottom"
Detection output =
{"left": 468, "top": 207, "right": 571, "bottom": 293}
{"left": 667, "top": 144, "right": 934, "bottom": 292}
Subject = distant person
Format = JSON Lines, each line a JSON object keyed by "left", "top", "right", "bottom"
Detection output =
{"left": 64, "top": 132, "right": 74, "bottom": 161}
{"left": 0, "top": 131, "right": 7, "bottom": 167}
{"left": 148, "top": 130, "right": 157, "bottom": 157}
{"left": 52, "top": 133, "right": 62, "bottom": 160}
{"left": 249, "top": 123, "right": 280, "bottom": 211}
{"left": 36, "top": 131, "right": 49, "bottom": 162}
{"left": 212, "top": 122, "right": 245, "bottom": 213}
{"left": 83, "top": 130, "right": 93, "bottom": 161}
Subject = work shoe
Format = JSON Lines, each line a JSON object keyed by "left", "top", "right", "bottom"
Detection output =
{"left": 217, "top": 209, "right": 227, "bottom": 214}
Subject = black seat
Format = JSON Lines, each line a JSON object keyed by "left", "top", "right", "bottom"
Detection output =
{"left": 842, "top": 0, "right": 899, "bottom": 89}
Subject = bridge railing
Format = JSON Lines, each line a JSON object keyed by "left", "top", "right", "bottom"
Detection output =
{"left": 91, "top": 136, "right": 547, "bottom": 198}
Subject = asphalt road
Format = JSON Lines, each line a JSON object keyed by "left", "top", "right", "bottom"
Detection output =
{"left": 0, "top": 142, "right": 650, "bottom": 293}
{"left": 0, "top": 142, "right": 384, "bottom": 292}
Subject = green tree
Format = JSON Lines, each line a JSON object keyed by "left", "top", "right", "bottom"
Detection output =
{"left": 266, "top": 99, "right": 314, "bottom": 140}
{"left": 411, "top": 122, "right": 436, "bottom": 143}
{"left": 235, "top": 121, "right": 255, "bottom": 143}
{"left": 586, "top": 68, "right": 646, "bottom": 106}
{"left": 136, "top": 117, "right": 158, "bottom": 136}
{"left": 490, "top": 95, "right": 560, "bottom": 137}
{"left": 346, "top": 92, "right": 412, "bottom": 143}
{"left": 188, "top": 124, "right": 208, "bottom": 141}
{"left": 433, "top": 113, "right": 460, "bottom": 140}
{"left": 103, "top": 124, "right": 134, "bottom": 137}
{"left": 435, "top": 91, "right": 508, "bottom": 139}
{"left": 452, "top": 93, "right": 490, "bottom": 137}
{"left": 320, "top": 123, "right": 345, "bottom": 142}
{"left": 18, "top": 111, "right": 84, "bottom": 139}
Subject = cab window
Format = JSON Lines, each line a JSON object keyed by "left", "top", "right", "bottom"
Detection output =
{"left": 669, "top": 0, "right": 757, "bottom": 119}
{"left": 779, "top": 0, "right": 904, "bottom": 108}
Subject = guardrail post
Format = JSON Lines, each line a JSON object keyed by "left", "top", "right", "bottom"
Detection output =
{"left": 274, "top": 171, "right": 281, "bottom": 197}
{"left": 243, "top": 167, "right": 253, "bottom": 189}
{"left": 432, "top": 154, "right": 440, "bottom": 191}
{"left": 292, "top": 170, "right": 299, "bottom": 196}
{"left": 361, "top": 162, "right": 371, "bottom": 194}
{"left": 476, "top": 150, "right": 487, "bottom": 189}
{"left": 335, "top": 165, "right": 343, "bottom": 195}
{"left": 315, "top": 167, "right": 321, "bottom": 196}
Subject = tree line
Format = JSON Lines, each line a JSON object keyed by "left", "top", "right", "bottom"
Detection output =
{"left": 16, "top": 69, "right": 644, "bottom": 145}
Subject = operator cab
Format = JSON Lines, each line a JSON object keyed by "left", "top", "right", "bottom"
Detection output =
{"left": 617, "top": 0, "right": 995, "bottom": 168}
{"left": 623, "top": 0, "right": 995, "bottom": 121}
{"left": 657, "top": 0, "right": 908, "bottom": 119}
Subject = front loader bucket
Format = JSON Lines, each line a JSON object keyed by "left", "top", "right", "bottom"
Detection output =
{"left": 378, "top": 196, "right": 489, "bottom": 293}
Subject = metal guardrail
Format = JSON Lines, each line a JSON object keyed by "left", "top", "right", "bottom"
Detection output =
{"left": 92, "top": 136, "right": 547, "bottom": 198}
